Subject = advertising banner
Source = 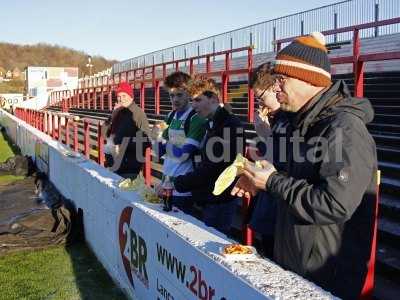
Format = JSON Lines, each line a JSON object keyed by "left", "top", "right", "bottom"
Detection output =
{"left": 118, "top": 205, "right": 272, "bottom": 300}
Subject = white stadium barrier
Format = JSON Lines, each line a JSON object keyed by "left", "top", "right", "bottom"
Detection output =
{"left": 0, "top": 109, "right": 336, "bottom": 300}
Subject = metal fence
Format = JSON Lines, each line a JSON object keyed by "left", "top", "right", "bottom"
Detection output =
{"left": 113, "top": 0, "right": 400, "bottom": 73}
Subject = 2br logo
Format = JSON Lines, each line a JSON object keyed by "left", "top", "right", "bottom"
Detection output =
{"left": 119, "top": 206, "right": 149, "bottom": 289}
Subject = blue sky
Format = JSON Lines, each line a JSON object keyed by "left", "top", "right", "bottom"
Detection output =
{"left": 1, "top": 0, "right": 340, "bottom": 61}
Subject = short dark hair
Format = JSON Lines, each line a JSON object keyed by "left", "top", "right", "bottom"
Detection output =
{"left": 249, "top": 62, "right": 275, "bottom": 90}
{"left": 164, "top": 71, "right": 191, "bottom": 90}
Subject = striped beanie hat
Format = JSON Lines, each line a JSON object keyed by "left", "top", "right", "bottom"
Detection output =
{"left": 273, "top": 32, "right": 331, "bottom": 87}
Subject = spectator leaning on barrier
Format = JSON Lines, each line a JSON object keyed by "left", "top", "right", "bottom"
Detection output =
{"left": 173, "top": 77, "right": 245, "bottom": 234}
{"left": 232, "top": 32, "right": 378, "bottom": 299}
{"left": 154, "top": 71, "right": 207, "bottom": 214}
{"left": 245, "top": 62, "right": 283, "bottom": 259}
{"left": 103, "top": 82, "right": 151, "bottom": 179}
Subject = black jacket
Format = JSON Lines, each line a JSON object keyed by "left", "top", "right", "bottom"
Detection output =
{"left": 174, "top": 106, "right": 245, "bottom": 204}
{"left": 265, "top": 80, "right": 377, "bottom": 299}
{"left": 111, "top": 107, "right": 150, "bottom": 175}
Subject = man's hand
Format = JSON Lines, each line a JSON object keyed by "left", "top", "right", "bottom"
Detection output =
{"left": 243, "top": 160, "right": 277, "bottom": 190}
{"left": 231, "top": 175, "right": 259, "bottom": 198}
{"left": 231, "top": 160, "right": 277, "bottom": 197}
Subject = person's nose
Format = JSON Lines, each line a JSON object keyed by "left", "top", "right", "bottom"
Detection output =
{"left": 272, "top": 82, "right": 282, "bottom": 93}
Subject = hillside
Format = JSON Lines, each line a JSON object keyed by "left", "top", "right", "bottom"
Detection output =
{"left": 0, "top": 42, "right": 118, "bottom": 77}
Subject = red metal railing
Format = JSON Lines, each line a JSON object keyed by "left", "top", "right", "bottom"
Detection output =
{"left": 51, "top": 46, "right": 256, "bottom": 122}
{"left": 14, "top": 108, "right": 105, "bottom": 165}
{"left": 13, "top": 107, "right": 153, "bottom": 184}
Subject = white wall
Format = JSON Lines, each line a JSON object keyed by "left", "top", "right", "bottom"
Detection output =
{"left": 0, "top": 109, "right": 336, "bottom": 300}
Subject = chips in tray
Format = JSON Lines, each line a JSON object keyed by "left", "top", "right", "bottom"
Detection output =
{"left": 223, "top": 244, "right": 253, "bottom": 254}
{"left": 213, "top": 154, "right": 263, "bottom": 196}
{"left": 220, "top": 244, "right": 257, "bottom": 261}
{"left": 118, "top": 172, "right": 160, "bottom": 203}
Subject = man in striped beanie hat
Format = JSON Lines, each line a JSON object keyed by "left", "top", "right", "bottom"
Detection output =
{"left": 271, "top": 32, "right": 332, "bottom": 112}
{"left": 233, "top": 32, "right": 377, "bottom": 299}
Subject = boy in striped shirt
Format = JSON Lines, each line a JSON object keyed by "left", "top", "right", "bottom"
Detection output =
{"left": 155, "top": 72, "right": 207, "bottom": 214}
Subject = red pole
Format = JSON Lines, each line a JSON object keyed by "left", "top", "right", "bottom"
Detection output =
{"left": 65, "top": 118, "right": 70, "bottom": 146}
{"left": 35, "top": 111, "right": 38, "bottom": 128}
{"left": 108, "top": 87, "right": 113, "bottom": 111}
{"left": 84, "top": 120, "right": 90, "bottom": 158}
{"left": 58, "top": 116, "right": 63, "bottom": 143}
{"left": 97, "top": 122, "right": 105, "bottom": 166}
{"left": 155, "top": 80, "right": 160, "bottom": 115}
{"left": 54, "top": 115, "right": 60, "bottom": 139}
{"left": 44, "top": 112, "right": 50, "bottom": 135}
{"left": 73, "top": 121, "right": 78, "bottom": 152}
{"left": 353, "top": 29, "right": 364, "bottom": 98}
{"left": 242, "top": 195, "right": 254, "bottom": 246}
{"left": 93, "top": 89, "right": 97, "bottom": 110}
{"left": 51, "top": 113, "right": 55, "bottom": 138}
{"left": 42, "top": 112, "right": 45, "bottom": 132}
{"left": 175, "top": 61, "right": 179, "bottom": 71}
{"left": 88, "top": 90, "right": 91, "bottom": 109}
{"left": 144, "top": 146, "right": 151, "bottom": 186}
{"left": 360, "top": 171, "right": 381, "bottom": 300}
{"left": 100, "top": 89, "right": 104, "bottom": 110}
{"left": 82, "top": 90, "right": 86, "bottom": 109}
{"left": 222, "top": 53, "right": 230, "bottom": 103}
{"left": 248, "top": 47, "right": 255, "bottom": 122}
{"left": 76, "top": 89, "right": 80, "bottom": 108}
{"left": 222, "top": 73, "right": 228, "bottom": 103}
{"left": 140, "top": 82, "right": 145, "bottom": 109}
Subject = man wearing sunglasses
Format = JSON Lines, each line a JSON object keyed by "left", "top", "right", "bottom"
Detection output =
{"left": 172, "top": 77, "right": 245, "bottom": 235}
{"left": 244, "top": 62, "right": 284, "bottom": 259}
{"left": 155, "top": 71, "right": 207, "bottom": 215}
{"left": 232, "top": 32, "right": 377, "bottom": 299}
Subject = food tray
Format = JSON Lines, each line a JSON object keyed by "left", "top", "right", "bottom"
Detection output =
{"left": 219, "top": 244, "right": 258, "bottom": 261}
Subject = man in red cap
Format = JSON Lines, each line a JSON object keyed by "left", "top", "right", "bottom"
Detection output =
{"left": 103, "top": 81, "right": 150, "bottom": 178}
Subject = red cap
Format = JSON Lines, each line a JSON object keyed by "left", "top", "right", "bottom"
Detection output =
{"left": 116, "top": 82, "right": 133, "bottom": 98}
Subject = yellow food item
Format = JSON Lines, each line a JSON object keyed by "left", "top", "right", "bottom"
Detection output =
{"left": 213, "top": 153, "right": 247, "bottom": 196}
{"left": 213, "top": 153, "right": 265, "bottom": 196}
{"left": 213, "top": 165, "right": 237, "bottom": 196}
{"left": 118, "top": 173, "right": 160, "bottom": 203}
{"left": 223, "top": 244, "right": 253, "bottom": 255}
{"left": 118, "top": 178, "right": 133, "bottom": 190}
{"left": 159, "top": 121, "right": 168, "bottom": 131}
